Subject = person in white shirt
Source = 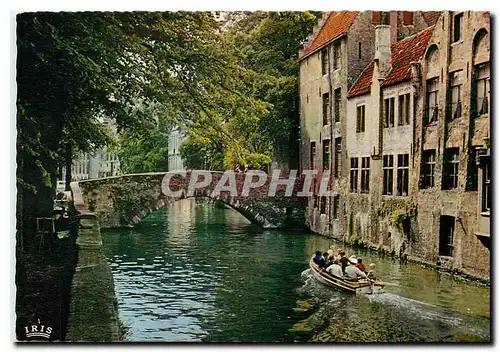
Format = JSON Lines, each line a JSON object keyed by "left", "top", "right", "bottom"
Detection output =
{"left": 344, "top": 257, "right": 367, "bottom": 280}
{"left": 326, "top": 259, "right": 343, "bottom": 278}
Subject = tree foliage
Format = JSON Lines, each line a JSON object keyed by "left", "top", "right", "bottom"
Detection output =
{"left": 16, "top": 11, "right": 319, "bottom": 225}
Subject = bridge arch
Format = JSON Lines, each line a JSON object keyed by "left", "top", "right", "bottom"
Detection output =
{"left": 72, "top": 171, "right": 307, "bottom": 229}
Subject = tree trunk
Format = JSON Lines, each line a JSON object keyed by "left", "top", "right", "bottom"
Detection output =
{"left": 65, "top": 155, "right": 72, "bottom": 191}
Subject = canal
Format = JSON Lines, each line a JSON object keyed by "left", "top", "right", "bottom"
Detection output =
{"left": 101, "top": 199, "right": 490, "bottom": 342}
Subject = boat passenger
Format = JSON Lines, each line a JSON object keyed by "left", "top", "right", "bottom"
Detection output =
{"left": 320, "top": 252, "right": 331, "bottom": 269}
{"left": 338, "top": 251, "right": 349, "bottom": 274}
{"left": 326, "top": 259, "right": 343, "bottom": 278}
{"left": 367, "top": 263, "right": 377, "bottom": 280}
{"left": 356, "top": 258, "right": 366, "bottom": 272}
{"left": 313, "top": 251, "right": 323, "bottom": 265}
{"left": 327, "top": 245, "right": 336, "bottom": 257}
{"left": 344, "top": 257, "right": 367, "bottom": 280}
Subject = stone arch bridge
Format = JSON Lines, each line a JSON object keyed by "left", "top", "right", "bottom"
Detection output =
{"left": 71, "top": 171, "right": 311, "bottom": 229}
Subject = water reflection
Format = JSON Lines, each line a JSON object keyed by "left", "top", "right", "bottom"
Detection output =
{"left": 101, "top": 199, "right": 490, "bottom": 342}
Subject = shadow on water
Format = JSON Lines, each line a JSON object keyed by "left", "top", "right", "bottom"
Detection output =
{"left": 291, "top": 269, "right": 490, "bottom": 342}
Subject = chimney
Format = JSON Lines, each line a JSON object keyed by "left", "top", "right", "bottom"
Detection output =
{"left": 374, "top": 25, "right": 392, "bottom": 79}
{"left": 389, "top": 11, "right": 398, "bottom": 44}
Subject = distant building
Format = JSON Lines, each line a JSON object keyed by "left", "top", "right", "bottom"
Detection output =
{"left": 63, "top": 117, "right": 121, "bottom": 181}
{"left": 168, "top": 125, "right": 187, "bottom": 171}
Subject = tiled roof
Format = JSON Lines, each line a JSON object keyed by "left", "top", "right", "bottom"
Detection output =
{"left": 347, "top": 26, "right": 434, "bottom": 97}
{"left": 382, "top": 26, "right": 434, "bottom": 87}
{"left": 422, "top": 11, "right": 442, "bottom": 26}
{"left": 347, "top": 62, "right": 374, "bottom": 98}
{"left": 298, "top": 11, "right": 359, "bottom": 61}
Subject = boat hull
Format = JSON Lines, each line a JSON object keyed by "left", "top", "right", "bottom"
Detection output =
{"left": 309, "top": 260, "right": 384, "bottom": 295}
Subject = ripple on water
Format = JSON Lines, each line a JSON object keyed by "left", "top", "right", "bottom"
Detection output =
{"left": 101, "top": 201, "right": 490, "bottom": 342}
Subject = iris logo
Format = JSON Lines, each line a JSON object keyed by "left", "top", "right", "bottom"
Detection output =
{"left": 24, "top": 319, "right": 53, "bottom": 339}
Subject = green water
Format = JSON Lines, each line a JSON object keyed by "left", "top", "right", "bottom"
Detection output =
{"left": 101, "top": 199, "right": 490, "bottom": 342}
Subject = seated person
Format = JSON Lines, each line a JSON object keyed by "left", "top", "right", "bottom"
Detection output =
{"left": 367, "top": 263, "right": 377, "bottom": 280}
{"left": 326, "top": 259, "right": 343, "bottom": 277}
{"left": 320, "top": 252, "right": 331, "bottom": 269}
{"left": 356, "top": 258, "right": 366, "bottom": 272}
{"left": 338, "top": 251, "right": 349, "bottom": 274}
{"left": 313, "top": 251, "right": 323, "bottom": 265}
{"left": 344, "top": 257, "right": 367, "bottom": 280}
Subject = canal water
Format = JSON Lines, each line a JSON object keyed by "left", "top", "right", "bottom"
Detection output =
{"left": 101, "top": 199, "right": 490, "bottom": 342}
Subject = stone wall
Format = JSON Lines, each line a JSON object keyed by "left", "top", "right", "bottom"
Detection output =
{"left": 66, "top": 182, "right": 120, "bottom": 341}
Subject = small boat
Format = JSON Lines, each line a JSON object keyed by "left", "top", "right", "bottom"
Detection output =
{"left": 309, "top": 259, "right": 384, "bottom": 294}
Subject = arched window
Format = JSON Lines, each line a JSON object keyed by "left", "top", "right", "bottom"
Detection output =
{"left": 472, "top": 29, "right": 490, "bottom": 117}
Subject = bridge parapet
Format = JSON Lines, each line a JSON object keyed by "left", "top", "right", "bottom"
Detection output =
{"left": 76, "top": 171, "right": 311, "bottom": 229}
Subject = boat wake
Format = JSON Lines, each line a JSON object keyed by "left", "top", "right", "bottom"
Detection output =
{"left": 298, "top": 268, "right": 490, "bottom": 340}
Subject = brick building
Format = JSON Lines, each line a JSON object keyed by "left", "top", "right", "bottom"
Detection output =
{"left": 298, "top": 11, "right": 490, "bottom": 279}
{"left": 299, "top": 11, "right": 436, "bottom": 236}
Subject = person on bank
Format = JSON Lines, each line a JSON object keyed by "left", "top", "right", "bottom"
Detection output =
{"left": 326, "top": 259, "right": 343, "bottom": 278}
{"left": 344, "top": 257, "right": 367, "bottom": 280}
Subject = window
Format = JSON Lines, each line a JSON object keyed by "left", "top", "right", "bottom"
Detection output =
{"left": 403, "top": 11, "right": 413, "bottom": 25}
{"left": 310, "top": 141, "right": 316, "bottom": 169}
{"left": 448, "top": 71, "right": 462, "bottom": 120}
{"left": 356, "top": 105, "right": 366, "bottom": 133}
{"left": 442, "top": 148, "right": 459, "bottom": 190}
{"left": 350, "top": 158, "right": 359, "bottom": 193}
{"left": 322, "top": 93, "right": 330, "bottom": 125}
{"left": 334, "top": 88, "right": 341, "bottom": 122}
{"left": 358, "top": 42, "right": 362, "bottom": 59}
{"left": 384, "top": 97, "right": 395, "bottom": 128}
{"left": 426, "top": 78, "right": 439, "bottom": 124}
{"left": 361, "top": 157, "right": 370, "bottom": 193}
{"left": 322, "top": 140, "right": 331, "bottom": 170}
{"left": 333, "top": 195, "right": 339, "bottom": 219}
{"left": 334, "top": 138, "right": 342, "bottom": 178}
{"left": 482, "top": 161, "right": 490, "bottom": 212}
{"left": 421, "top": 150, "right": 436, "bottom": 188}
{"left": 320, "top": 197, "right": 327, "bottom": 215}
{"left": 474, "top": 63, "right": 489, "bottom": 117}
{"left": 397, "top": 154, "right": 409, "bottom": 196}
{"left": 333, "top": 42, "right": 341, "bottom": 70}
{"left": 383, "top": 155, "right": 394, "bottom": 195}
{"left": 321, "top": 48, "right": 328, "bottom": 76}
{"left": 453, "top": 13, "right": 463, "bottom": 43}
{"left": 466, "top": 147, "right": 479, "bottom": 191}
{"left": 439, "top": 216, "right": 455, "bottom": 257}
{"left": 398, "top": 94, "right": 411, "bottom": 126}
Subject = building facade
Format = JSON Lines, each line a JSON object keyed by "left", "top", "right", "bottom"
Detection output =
{"left": 299, "top": 11, "right": 490, "bottom": 279}
{"left": 168, "top": 125, "right": 188, "bottom": 171}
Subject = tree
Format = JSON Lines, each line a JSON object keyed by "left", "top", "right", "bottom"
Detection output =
{"left": 224, "top": 11, "right": 319, "bottom": 168}
{"left": 17, "top": 11, "right": 277, "bottom": 230}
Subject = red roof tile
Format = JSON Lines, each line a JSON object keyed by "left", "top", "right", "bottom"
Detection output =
{"left": 347, "top": 62, "right": 374, "bottom": 98}
{"left": 299, "top": 11, "right": 359, "bottom": 61}
{"left": 382, "top": 26, "right": 434, "bottom": 87}
{"left": 348, "top": 26, "right": 434, "bottom": 97}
